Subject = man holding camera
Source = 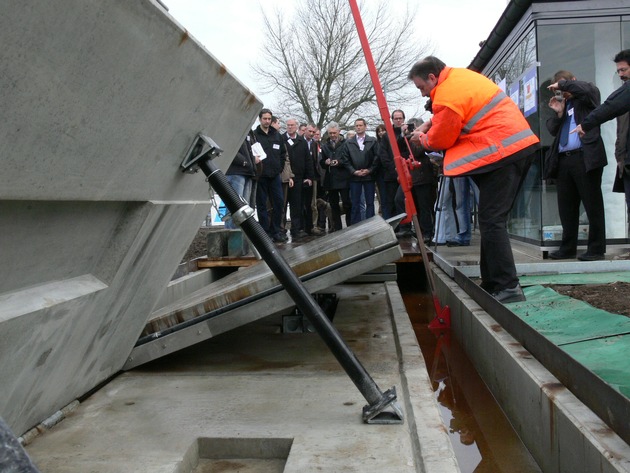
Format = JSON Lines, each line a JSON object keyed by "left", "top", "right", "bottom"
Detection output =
{"left": 408, "top": 56, "right": 540, "bottom": 303}
{"left": 545, "top": 70, "right": 607, "bottom": 261}
{"left": 378, "top": 109, "right": 409, "bottom": 221}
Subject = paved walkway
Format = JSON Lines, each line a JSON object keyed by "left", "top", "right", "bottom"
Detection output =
{"left": 25, "top": 283, "right": 460, "bottom": 473}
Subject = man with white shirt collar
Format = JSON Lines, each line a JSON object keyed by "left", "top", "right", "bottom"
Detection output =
{"left": 283, "top": 118, "right": 313, "bottom": 239}
{"left": 340, "top": 118, "right": 380, "bottom": 225}
{"left": 254, "top": 108, "right": 289, "bottom": 243}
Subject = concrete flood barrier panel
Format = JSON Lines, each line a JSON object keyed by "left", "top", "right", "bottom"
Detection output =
{"left": 0, "top": 0, "right": 262, "bottom": 435}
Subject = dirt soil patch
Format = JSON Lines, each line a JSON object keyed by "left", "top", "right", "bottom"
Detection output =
{"left": 547, "top": 282, "right": 630, "bottom": 317}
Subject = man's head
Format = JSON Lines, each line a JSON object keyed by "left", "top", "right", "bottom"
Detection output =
{"left": 259, "top": 108, "right": 273, "bottom": 131}
{"left": 314, "top": 128, "right": 321, "bottom": 142}
{"left": 304, "top": 123, "right": 316, "bottom": 141}
{"left": 286, "top": 118, "right": 298, "bottom": 137}
{"left": 391, "top": 109, "right": 406, "bottom": 127}
{"left": 408, "top": 56, "right": 447, "bottom": 97}
{"left": 614, "top": 49, "right": 630, "bottom": 82}
{"left": 552, "top": 70, "right": 576, "bottom": 99}
{"left": 553, "top": 70, "right": 576, "bottom": 82}
{"left": 271, "top": 116, "right": 281, "bottom": 130}
{"left": 354, "top": 118, "right": 367, "bottom": 136}
{"left": 298, "top": 123, "right": 307, "bottom": 136}
{"left": 407, "top": 117, "right": 424, "bottom": 127}
{"left": 327, "top": 122, "right": 340, "bottom": 141}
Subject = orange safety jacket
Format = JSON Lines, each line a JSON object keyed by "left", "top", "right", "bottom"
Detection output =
{"left": 422, "top": 67, "right": 540, "bottom": 176}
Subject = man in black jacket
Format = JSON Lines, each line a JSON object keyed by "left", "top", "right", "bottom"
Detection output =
{"left": 283, "top": 118, "right": 314, "bottom": 239}
{"left": 546, "top": 70, "right": 607, "bottom": 261}
{"left": 575, "top": 50, "right": 630, "bottom": 244}
{"left": 321, "top": 122, "right": 351, "bottom": 231}
{"left": 378, "top": 109, "right": 407, "bottom": 220}
{"left": 254, "top": 108, "right": 289, "bottom": 243}
{"left": 225, "top": 130, "right": 258, "bottom": 229}
{"left": 340, "top": 118, "right": 380, "bottom": 225}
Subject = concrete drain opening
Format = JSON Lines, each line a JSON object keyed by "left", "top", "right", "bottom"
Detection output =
{"left": 176, "top": 437, "right": 294, "bottom": 473}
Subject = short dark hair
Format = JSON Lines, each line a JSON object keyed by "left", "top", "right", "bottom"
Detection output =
{"left": 354, "top": 118, "right": 367, "bottom": 126}
{"left": 553, "top": 70, "right": 575, "bottom": 82}
{"left": 391, "top": 109, "right": 406, "bottom": 120}
{"left": 614, "top": 49, "right": 630, "bottom": 64}
{"left": 259, "top": 108, "right": 272, "bottom": 119}
{"left": 271, "top": 115, "right": 279, "bottom": 124}
{"left": 408, "top": 56, "right": 446, "bottom": 81}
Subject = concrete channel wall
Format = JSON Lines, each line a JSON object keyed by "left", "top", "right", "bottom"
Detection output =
{"left": 0, "top": 0, "right": 261, "bottom": 435}
{"left": 432, "top": 265, "right": 630, "bottom": 473}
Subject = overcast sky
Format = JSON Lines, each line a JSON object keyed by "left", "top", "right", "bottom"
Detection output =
{"left": 163, "top": 0, "right": 509, "bottom": 115}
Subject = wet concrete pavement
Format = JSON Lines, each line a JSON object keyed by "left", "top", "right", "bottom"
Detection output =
{"left": 25, "top": 283, "right": 461, "bottom": 473}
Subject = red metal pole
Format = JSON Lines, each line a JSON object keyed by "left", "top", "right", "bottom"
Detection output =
{"left": 348, "top": 0, "right": 451, "bottom": 328}
{"left": 346, "top": 0, "right": 416, "bottom": 224}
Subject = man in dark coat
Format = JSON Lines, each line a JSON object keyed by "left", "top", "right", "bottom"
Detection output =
{"left": 225, "top": 130, "right": 258, "bottom": 229}
{"left": 283, "top": 118, "right": 314, "bottom": 239}
{"left": 321, "top": 122, "right": 351, "bottom": 231}
{"left": 546, "top": 70, "right": 607, "bottom": 261}
{"left": 340, "top": 118, "right": 380, "bottom": 225}
{"left": 575, "top": 50, "right": 630, "bottom": 247}
{"left": 378, "top": 109, "right": 407, "bottom": 220}
{"left": 254, "top": 108, "right": 289, "bottom": 243}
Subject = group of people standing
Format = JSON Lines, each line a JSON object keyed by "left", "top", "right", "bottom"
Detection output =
{"left": 226, "top": 108, "right": 446, "bottom": 245}
{"left": 224, "top": 49, "right": 630, "bottom": 305}
{"left": 544, "top": 49, "right": 630, "bottom": 262}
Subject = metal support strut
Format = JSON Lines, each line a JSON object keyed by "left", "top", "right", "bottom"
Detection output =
{"left": 181, "top": 135, "right": 403, "bottom": 424}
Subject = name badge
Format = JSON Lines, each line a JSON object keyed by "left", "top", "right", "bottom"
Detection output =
{"left": 568, "top": 108, "right": 574, "bottom": 117}
{"left": 273, "top": 144, "right": 280, "bottom": 150}
{"left": 287, "top": 139, "right": 294, "bottom": 146}
{"left": 246, "top": 135, "right": 250, "bottom": 142}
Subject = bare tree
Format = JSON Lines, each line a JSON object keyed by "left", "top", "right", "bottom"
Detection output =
{"left": 253, "top": 0, "right": 432, "bottom": 130}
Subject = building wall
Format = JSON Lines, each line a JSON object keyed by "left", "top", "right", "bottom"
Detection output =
{"left": 480, "top": 1, "right": 630, "bottom": 246}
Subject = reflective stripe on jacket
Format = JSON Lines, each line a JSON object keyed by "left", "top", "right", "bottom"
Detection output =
{"left": 430, "top": 67, "right": 540, "bottom": 176}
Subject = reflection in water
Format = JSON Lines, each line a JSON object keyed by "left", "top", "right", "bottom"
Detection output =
{"left": 398, "top": 264, "right": 541, "bottom": 473}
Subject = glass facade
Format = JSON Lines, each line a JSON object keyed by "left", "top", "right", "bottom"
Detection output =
{"left": 483, "top": 13, "right": 630, "bottom": 248}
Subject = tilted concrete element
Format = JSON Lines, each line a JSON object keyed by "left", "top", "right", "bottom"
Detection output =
{"left": 124, "top": 217, "right": 402, "bottom": 369}
{"left": 0, "top": 0, "right": 261, "bottom": 435}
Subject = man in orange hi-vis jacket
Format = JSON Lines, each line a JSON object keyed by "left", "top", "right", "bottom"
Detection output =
{"left": 409, "top": 56, "right": 541, "bottom": 303}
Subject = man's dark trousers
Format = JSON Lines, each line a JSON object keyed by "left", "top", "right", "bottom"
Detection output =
{"left": 471, "top": 154, "right": 534, "bottom": 293}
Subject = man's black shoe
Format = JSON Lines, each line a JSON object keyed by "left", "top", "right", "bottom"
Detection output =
{"left": 446, "top": 240, "right": 470, "bottom": 247}
{"left": 272, "top": 233, "right": 288, "bottom": 243}
{"left": 492, "top": 284, "right": 526, "bottom": 303}
{"left": 548, "top": 251, "right": 576, "bottom": 260}
{"left": 577, "top": 252, "right": 605, "bottom": 261}
{"left": 291, "top": 230, "right": 309, "bottom": 240}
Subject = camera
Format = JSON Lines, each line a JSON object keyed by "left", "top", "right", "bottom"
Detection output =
{"left": 554, "top": 90, "right": 564, "bottom": 102}
{"left": 406, "top": 123, "right": 415, "bottom": 133}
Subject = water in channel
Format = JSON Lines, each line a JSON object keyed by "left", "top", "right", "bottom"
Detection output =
{"left": 397, "top": 263, "right": 542, "bottom": 473}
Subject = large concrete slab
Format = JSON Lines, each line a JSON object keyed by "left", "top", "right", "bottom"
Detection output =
{"left": 24, "top": 283, "right": 460, "bottom": 473}
{"left": 125, "top": 217, "right": 401, "bottom": 369}
{"left": 0, "top": 0, "right": 261, "bottom": 435}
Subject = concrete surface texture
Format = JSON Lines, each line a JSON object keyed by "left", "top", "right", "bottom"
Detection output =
{"left": 0, "top": 0, "right": 261, "bottom": 435}
{"left": 25, "top": 283, "right": 460, "bottom": 473}
{"left": 428, "top": 236, "right": 630, "bottom": 473}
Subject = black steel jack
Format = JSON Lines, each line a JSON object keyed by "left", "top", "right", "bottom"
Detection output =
{"left": 181, "top": 134, "right": 403, "bottom": 424}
